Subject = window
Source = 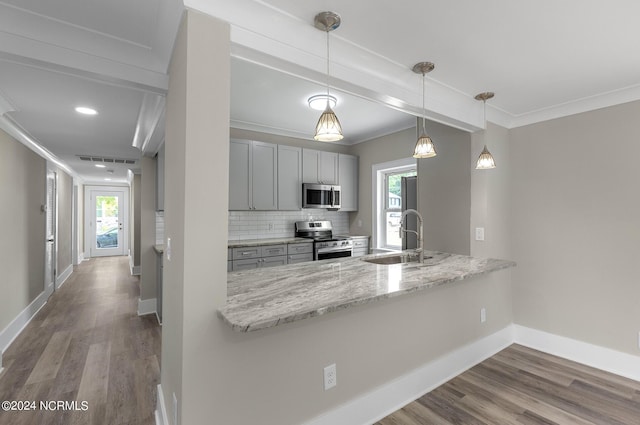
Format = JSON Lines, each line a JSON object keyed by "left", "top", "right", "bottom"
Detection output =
{"left": 373, "top": 158, "right": 417, "bottom": 251}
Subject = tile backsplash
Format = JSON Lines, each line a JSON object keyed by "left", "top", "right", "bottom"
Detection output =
{"left": 228, "top": 210, "right": 349, "bottom": 241}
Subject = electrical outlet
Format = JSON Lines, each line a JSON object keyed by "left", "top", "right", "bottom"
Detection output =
{"left": 268, "top": 223, "right": 273, "bottom": 231}
{"left": 166, "top": 237, "right": 172, "bottom": 262}
{"left": 324, "top": 363, "right": 337, "bottom": 390}
{"left": 480, "top": 307, "right": 487, "bottom": 323}
{"left": 475, "top": 227, "right": 485, "bottom": 241}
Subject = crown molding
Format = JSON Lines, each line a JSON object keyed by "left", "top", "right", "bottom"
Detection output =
{"left": 0, "top": 89, "right": 17, "bottom": 116}
{"left": 132, "top": 92, "right": 166, "bottom": 156}
{"left": 0, "top": 115, "right": 80, "bottom": 179}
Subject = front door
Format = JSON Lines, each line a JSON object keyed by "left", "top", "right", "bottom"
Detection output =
{"left": 90, "top": 190, "right": 126, "bottom": 257}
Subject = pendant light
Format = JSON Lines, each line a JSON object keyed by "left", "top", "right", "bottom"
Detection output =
{"left": 474, "top": 92, "right": 496, "bottom": 169}
{"left": 412, "top": 62, "right": 437, "bottom": 158}
{"left": 313, "top": 12, "right": 343, "bottom": 142}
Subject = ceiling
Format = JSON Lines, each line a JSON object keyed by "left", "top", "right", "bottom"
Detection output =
{"left": 2, "top": 0, "right": 640, "bottom": 181}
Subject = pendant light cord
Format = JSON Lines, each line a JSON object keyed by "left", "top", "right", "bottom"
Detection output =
{"left": 326, "top": 30, "right": 330, "bottom": 100}
{"left": 421, "top": 72, "right": 426, "bottom": 133}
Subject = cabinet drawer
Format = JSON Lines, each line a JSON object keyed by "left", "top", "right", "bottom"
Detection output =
{"left": 353, "top": 239, "right": 369, "bottom": 249}
{"left": 352, "top": 248, "right": 368, "bottom": 258}
{"left": 232, "top": 247, "right": 261, "bottom": 260}
{"left": 288, "top": 253, "right": 313, "bottom": 264}
{"left": 261, "top": 244, "right": 286, "bottom": 257}
{"left": 287, "top": 243, "right": 313, "bottom": 254}
{"left": 232, "top": 258, "right": 261, "bottom": 271}
{"left": 261, "top": 255, "right": 287, "bottom": 268}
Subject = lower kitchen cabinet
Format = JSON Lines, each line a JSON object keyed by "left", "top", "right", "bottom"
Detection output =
{"left": 156, "top": 252, "right": 163, "bottom": 323}
{"left": 351, "top": 237, "right": 370, "bottom": 257}
{"left": 287, "top": 242, "right": 313, "bottom": 264}
{"left": 229, "top": 241, "right": 314, "bottom": 271}
{"left": 231, "top": 244, "right": 287, "bottom": 271}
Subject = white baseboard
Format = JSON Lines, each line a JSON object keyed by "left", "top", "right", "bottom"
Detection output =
{"left": 155, "top": 384, "right": 169, "bottom": 425}
{"left": 56, "top": 264, "right": 73, "bottom": 289}
{"left": 138, "top": 298, "right": 157, "bottom": 316}
{"left": 0, "top": 287, "right": 49, "bottom": 355}
{"left": 514, "top": 324, "right": 640, "bottom": 382}
{"left": 303, "top": 325, "right": 515, "bottom": 425}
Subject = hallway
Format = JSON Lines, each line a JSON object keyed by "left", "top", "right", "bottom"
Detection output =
{"left": 0, "top": 257, "right": 160, "bottom": 425}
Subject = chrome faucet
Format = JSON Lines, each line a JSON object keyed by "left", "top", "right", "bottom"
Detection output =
{"left": 399, "top": 209, "right": 424, "bottom": 263}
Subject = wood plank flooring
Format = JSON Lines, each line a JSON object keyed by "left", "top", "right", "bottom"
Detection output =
{"left": 0, "top": 257, "right": 160, "bottom": 425}
{"left": 376, "top": 344, "right": 640, "bottom": 425}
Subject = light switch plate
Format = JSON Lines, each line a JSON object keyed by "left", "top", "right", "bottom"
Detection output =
{"left": 475, "top": 227, "right": 485, "bottom": 241}
{"left": 166, "top": 237, "right": 172, "bottom": 261}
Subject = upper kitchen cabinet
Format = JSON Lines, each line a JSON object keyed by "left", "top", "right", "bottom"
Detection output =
{"left": 277, "top": 145, "right": 302, "bottom": 210}
{"left": 229, "top": 139, "right": 278, "bottom": 210}
{"left": 302, "top": 149, "right": 338, "bottom": 185}
{"left": 338, "top": 153, "right": 358, "bottom": 211}
{"left": 156, "top": 143, "right": 165, "bottom": 211}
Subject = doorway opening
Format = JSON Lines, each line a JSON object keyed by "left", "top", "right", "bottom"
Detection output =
{"left": 84, "top": 186, "right": 129, "bottom": 258}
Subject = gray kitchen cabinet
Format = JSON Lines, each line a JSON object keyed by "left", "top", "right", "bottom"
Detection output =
{"left": 303, "top": 149, "right": 338, "bottom": 184}
{"left": 277, "top": 145, "right": 302, "bottom": 210}
{"left": 229, "top": 139, "right": 278, "bottom": 210}
{"left": 287, "top": 242, "right": 313, "bottom": 264}
{"left": 351, "top": 237, "right": 370, "bottom": 257}
{"left": 156, "top": 143, "right": 165, "bottom": 211}
{"left": 338, "top": 153, "right": 358, "bottom": 211}
{"left": 231, "top": 244, "right": 287, "bottom": 271}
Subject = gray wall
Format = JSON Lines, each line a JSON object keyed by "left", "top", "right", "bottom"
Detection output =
{"left": 416, "top": 120, "right": 471, "bottom": 255}
{"left": 140, "top": 157, "right": 157, "bottom": 301}
{"left": 510, "top": 100, "right": 640, "bottom": 355}
{"left": 347, "top": 122, "right": 472, "bottom": 257}
{"left": 132, "top": 172, "right": 142, "bottom": 269}
{"left": 348, "top": 127, "right": 416, "bottom": 238}
{"left": 55, "top": 166, "right": 73, "bottom": 275}
{"left": 0, "top": 128, "right": 45, "bottom": 333}
{"left": 161, "top": 11, "right": 512, "bottom": 425}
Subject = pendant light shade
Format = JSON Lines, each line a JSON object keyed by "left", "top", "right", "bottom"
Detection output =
{"left": 314, "top": 104, "right": 344, "bottom": 141}
{"left": 414, "top": 134, "right": 437, "bottom": 158}
{"left": 474, "top": 92, "right": 496, "bottom": 170}
{"left": 313, "top": 12, "right": 343, "bottom": 142}
{"left": 412, "top": 62, "right": 437, "bottom": 159}
{"left": 476, "top": 145, "right": 496, "bottom": 169}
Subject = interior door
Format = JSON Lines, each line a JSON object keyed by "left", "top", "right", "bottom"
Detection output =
{"left": 91, "top": 190, "right": 126, "bottom": 257}
{"left": 45, "top": 170, "right": 57, "bottom": 292}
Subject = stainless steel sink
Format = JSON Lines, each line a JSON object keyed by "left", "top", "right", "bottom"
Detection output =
{"left": 362, "top": 254, "right": 431, "bottom": 265}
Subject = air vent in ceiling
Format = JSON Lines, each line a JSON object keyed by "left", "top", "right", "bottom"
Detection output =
{"left": 78, "top": 155, "right": 136, "bottom": 165}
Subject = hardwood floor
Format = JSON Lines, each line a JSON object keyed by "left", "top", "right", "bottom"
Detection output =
{"left": 0, "top": 257, "right": 161, "bottom": 425}
{"left": 376, "top": 344, "right": 640, "bottom": 425}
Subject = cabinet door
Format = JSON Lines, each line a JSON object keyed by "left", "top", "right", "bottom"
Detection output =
{"left": 278, "top": 145, "right": 302, "bottom": 210}
{"left": 302, "top": 149, "right": 320, "bottom": 183}
{"left": 319, "top": 151, "right": 339, "bottom": 185}
{"left": 156, "top": 143, "right": 165, "bottom": 211}
{"left": 338, "top": 154, "right": 358, "bottom": 211}
{"left": 229, "top": 139, "right": 252, "bottom": 210}
{"left": 251, "top": 141, "right": 278, "bottom": 210}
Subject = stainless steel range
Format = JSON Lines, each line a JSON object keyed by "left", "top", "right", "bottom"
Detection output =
{"left": 295, "top": 221, "right": 353, "bottom": 261}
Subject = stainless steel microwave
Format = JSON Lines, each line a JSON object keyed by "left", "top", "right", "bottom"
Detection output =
{"left": 302, "top": 183, "right": 341, "bottom": 209}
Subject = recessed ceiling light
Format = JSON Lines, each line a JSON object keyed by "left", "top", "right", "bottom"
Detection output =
{"left": 308, "top": 94, "right": 337, "bottom": 111}
{"left": 75, "top": 106, "right": 97, "bottom": 115}
{"left": 95, "top": 164, "right": 106, "bottom": 168}
{"left": 104, "top": 178, "right": 112, "bottom": 181}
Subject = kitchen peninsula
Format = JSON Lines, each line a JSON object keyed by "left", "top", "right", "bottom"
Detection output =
{"left": 219, "top": 250, "right": 515, "bottom": 332}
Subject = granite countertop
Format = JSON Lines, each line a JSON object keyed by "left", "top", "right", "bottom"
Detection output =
{"left": 154, "top": 244, "right": 164, "bottom": 254}
{"left": 219, "top": 250, "right": 516, "bottom": 332}
{"left": 228, "top": 237, "right": 311, "bottom": 248}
